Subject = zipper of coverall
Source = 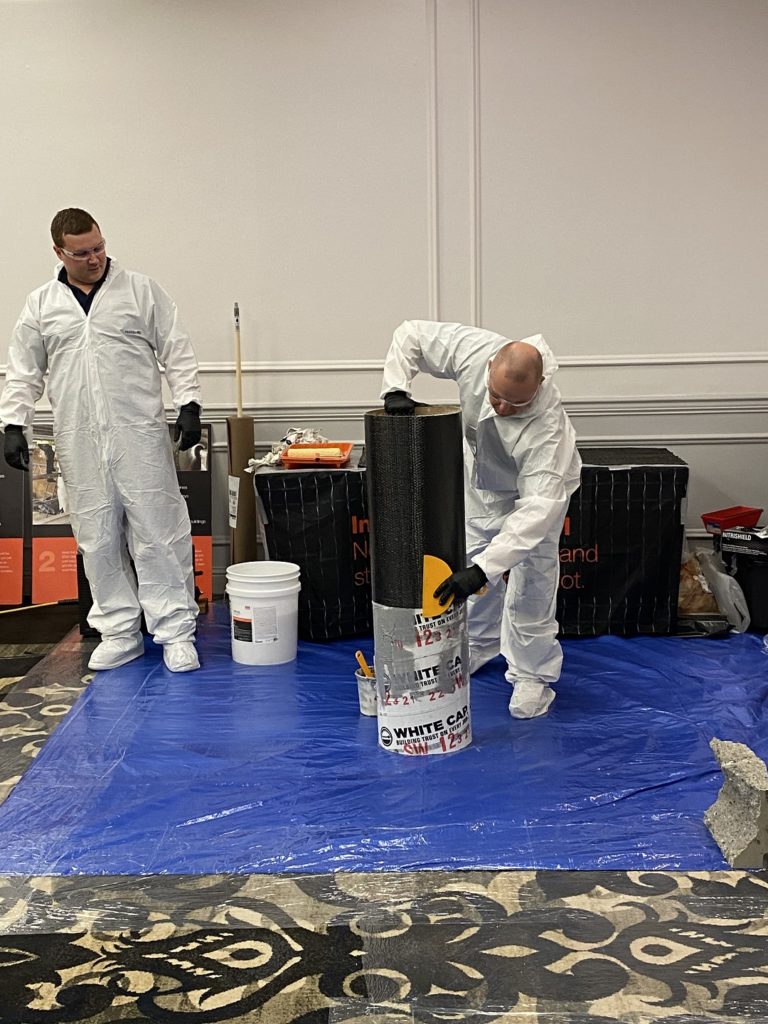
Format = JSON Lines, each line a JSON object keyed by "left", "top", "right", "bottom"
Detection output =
{"left": 80, "top": 270, "right": 115, "bottom": 460}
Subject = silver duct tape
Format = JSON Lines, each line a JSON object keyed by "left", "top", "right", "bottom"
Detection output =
{"left": 373, "top": 605, "right": 473, "bottom": 755}
{"left": 372, "top": 601, "right": 469, "bottom": 699}
{"left": 372, "top": 602, "right": 472, "bottom": 754}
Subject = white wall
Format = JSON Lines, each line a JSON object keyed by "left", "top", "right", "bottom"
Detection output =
{"left": 1, "top": 0, "right": 766, "bottom": 593}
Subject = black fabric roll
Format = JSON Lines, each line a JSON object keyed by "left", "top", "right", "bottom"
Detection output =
{"left": 364, "top": 406, "right": 466, "bottom": 608}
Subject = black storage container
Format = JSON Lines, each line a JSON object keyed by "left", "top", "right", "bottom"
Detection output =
{"left": 720, "top": 526, "right": 768, "bottom": 632}
{"left": 557, "top": 448, "right": 689, "bottom": 636}
{"left": 253, "top": 448, "right": 372, "bottom": 640}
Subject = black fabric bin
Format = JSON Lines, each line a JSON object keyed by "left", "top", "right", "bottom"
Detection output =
{"left": 557, "top": 448, "right": 689, "bottom": 636}
{"left": 253, "top": 450, "right": 372, "bottom": 641}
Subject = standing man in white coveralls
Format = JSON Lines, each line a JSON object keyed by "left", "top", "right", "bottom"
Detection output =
{"left": 381, "top": 321, "right": 581, "bottom": 719}
{"left": 0, "top": 208, "right": 202, "bottom": 673}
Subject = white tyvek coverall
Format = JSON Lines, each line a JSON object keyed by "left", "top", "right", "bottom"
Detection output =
{"left": 0, "top": 261, "right": 201, "bottom": 643}
{"left": 381, "top": 321, "right": 581, "bottom": 688}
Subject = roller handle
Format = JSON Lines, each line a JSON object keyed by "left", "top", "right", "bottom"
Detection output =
{"left": 355, "top": 650, "right": 374, "bottom": 677}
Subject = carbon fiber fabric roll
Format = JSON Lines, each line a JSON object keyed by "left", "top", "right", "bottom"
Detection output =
{"left": 364, "top": 407, "right": 465, "bottom": 608}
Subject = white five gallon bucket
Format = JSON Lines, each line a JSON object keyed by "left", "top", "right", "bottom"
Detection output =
{"left": 225, "top": 561, "right": 301, "bottom": 666}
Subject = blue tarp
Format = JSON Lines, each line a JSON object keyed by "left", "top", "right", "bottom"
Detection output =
{"left": 0, "top": 604, "right": 766, "bottom": 875}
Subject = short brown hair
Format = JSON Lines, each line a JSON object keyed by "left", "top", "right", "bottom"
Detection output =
{"left": 50, "top": 208, "right": 99, "bottom": 247}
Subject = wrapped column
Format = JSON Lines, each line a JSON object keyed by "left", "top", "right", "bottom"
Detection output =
{"left": 364, "top": 406, "right": 471, "bottom": 755}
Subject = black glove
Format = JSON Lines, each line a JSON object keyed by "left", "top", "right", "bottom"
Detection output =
{"left": 434, "top": 564, "right": 488, "bottom": 606}
{"left": 384, "top": 390, "right": 417, "bottom": 416}
{"left": 3, "top": 425, "right": 29, "bottom": 472}
{"left": 174, "top": 402, "right": 202, "bottom": 451}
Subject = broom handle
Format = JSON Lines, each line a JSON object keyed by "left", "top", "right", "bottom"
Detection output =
{"left": 234, "top": 301, "right": 243, "bottom": 417}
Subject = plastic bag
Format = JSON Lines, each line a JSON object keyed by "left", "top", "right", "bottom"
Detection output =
{"left": 696, "top": 549, "right": 751, "bottom": 632}
{"left": 678, "top": 552, "right": 719, "bottom": 614}
{"left": 246, "top": 427, "right": 328, "bottom": 471}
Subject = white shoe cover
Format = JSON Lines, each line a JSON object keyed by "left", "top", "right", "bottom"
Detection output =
{"left": 509, "top": 679, "right": 556, "bottom": 719}
{"left": 163, "top": 640, "right": 200, "bottom": 673}
{"left": 88, "top": 634, "right": 144, "bottom": 671}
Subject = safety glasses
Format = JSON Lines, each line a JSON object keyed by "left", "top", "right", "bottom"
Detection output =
{"left": 59, "top": 239, "right": 107, "bottom": 261}
{"left": 486, "top": 364, "right": 541, "bottom": 410}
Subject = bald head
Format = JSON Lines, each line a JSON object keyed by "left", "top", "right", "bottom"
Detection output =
{"left": 487, "top": 342, "right": 544, "bottom": 416}
{"left": 492, "top": 341, "right": 542, "bottom": 385}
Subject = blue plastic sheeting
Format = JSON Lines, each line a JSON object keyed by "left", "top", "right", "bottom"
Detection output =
{"left": 0, "top": 604, "right": 766, "bottom": 875}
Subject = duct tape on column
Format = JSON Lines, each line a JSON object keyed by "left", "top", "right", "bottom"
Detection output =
{"left": 373, "top": 600, "right": 471, "bottom": 756}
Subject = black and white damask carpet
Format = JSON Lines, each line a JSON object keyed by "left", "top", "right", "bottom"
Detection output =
{"left": 1, "top": 869, "right": 768, "bottom": 1022}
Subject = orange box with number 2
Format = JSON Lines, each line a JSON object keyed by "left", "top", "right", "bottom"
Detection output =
{"left": 32, "top": 536, "right": 78, "bottom": 604}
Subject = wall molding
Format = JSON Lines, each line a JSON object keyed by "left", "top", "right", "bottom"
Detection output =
{"left": 18, "top": 395, "right": 768, "bottom": 427}
{"left": 558, "top": 352, "right": 768, "bottom": 367}
{"left": 560, "top": 432, "right": 768, "bottom": 446}
{"left": 565, "top": 396, "right": 768, "bottom": 416}
{"left": 198, "top": 395, "right": 768, "bottom": 421}
{"left": 200, "top": 396, "right": 768, "bottom": 421}
{"left": 199, "top": 351, "right": 768, "bottom": 372}
{"left": 2, "top": 352, "right": 768, "bottom": 380}
{"left": 199, "top": 395, "right": 765, "bottom": 419}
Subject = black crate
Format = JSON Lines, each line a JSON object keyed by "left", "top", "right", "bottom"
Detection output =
{"left": 253, "top": 449, "right": 372, "bottom": 641}
{"left": 557, "top": 448, "right": 689, "bottom": 636}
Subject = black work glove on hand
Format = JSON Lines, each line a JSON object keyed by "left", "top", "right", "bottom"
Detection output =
{"left": 3, "top": 426, "right": 29, "bottom": 471}
{"left": 434, "top": 564, "right": 488, "bottom": 606}
{"left": 174, "top": 402, "right": 202, "bottom": 451}
{"left": 384, "top": 390, "right": 417, "bottom": 415}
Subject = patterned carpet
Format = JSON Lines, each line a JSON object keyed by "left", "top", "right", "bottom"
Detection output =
{"left": 0, "top": 619, "right": 767, "bottom": 1023}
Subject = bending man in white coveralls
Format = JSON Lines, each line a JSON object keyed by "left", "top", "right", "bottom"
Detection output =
{"left": 382, "top": 321, "right": 581, "bottom": 719}
{"left": 0, "top": 208, "right": 201, "bottom": 674}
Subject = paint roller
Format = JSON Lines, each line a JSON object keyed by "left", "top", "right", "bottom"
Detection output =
{"left": 227, "top": 301, "right": 259, "bottom": 562}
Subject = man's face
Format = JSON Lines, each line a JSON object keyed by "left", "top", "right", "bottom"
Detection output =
{"left": 486, "top": 360, "right": 542, "bottom": 417}
{"left": 54, "top": 225, "right": 107, "bottom": 288}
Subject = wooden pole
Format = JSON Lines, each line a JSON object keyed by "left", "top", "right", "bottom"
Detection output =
{"left": 234, "top": 301, "right": 243, "bottom": 417}
{"left": 227, "top": 301, "right": 259, "bottom": 563}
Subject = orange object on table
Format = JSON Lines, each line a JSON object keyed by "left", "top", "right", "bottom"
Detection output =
{"left": 280, "top": 443, "right": 353, "bottom": 468}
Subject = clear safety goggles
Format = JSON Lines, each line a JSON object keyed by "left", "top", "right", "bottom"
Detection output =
{"left": 59, "top": 239, "right": 107, "bottom": 261}
{"left": 486, "top": 364, "right": 541, "bottom": 410}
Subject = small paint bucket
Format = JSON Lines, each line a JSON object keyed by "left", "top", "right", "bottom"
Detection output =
{"left": 355, "top": 668, "right": 377, "bottom": 716}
